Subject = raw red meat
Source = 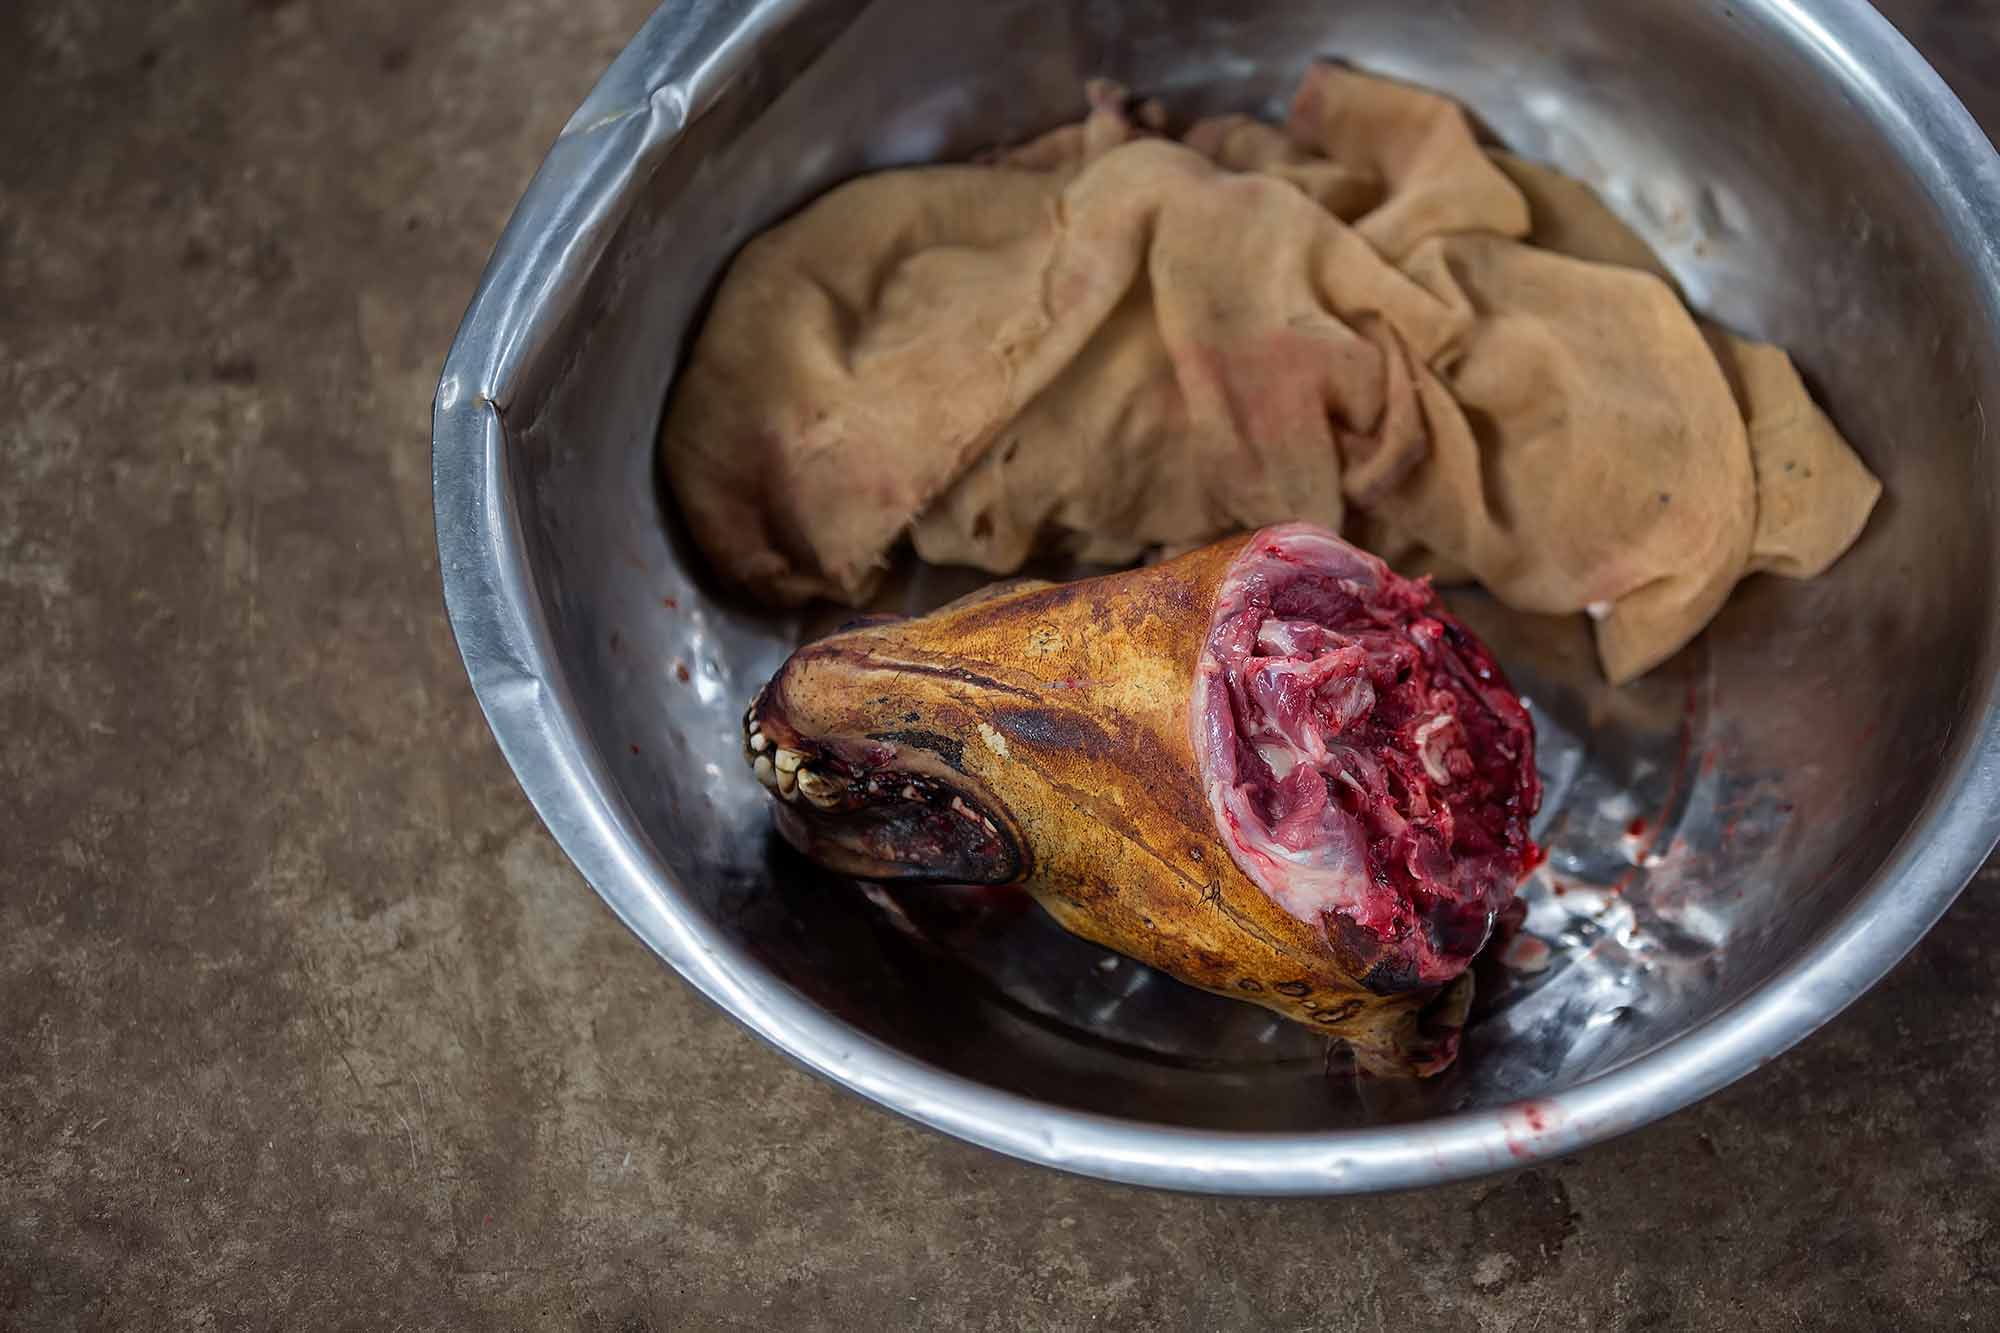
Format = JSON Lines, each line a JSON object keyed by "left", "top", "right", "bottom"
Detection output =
{"left": 1193, "top": 523, "right": 1541, "bottom": 992}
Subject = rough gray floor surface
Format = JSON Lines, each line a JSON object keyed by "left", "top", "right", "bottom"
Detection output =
{"left": 4, "top": 1, "right": 1997, "bottom": 1328}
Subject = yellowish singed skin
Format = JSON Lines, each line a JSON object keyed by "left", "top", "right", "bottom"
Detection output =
{"left": 743, "top": 535, "right": 1471, "bottom": 1077}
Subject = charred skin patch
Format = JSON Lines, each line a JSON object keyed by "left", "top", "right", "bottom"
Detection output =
{"left": 988, "top": 707, "right": 1112, "bottom": 757}
{"left": 865, "top": 729, "right": 966, "bottom": 772}
{"left": 870, "top": 661, "right": 1037, "bottom": 699}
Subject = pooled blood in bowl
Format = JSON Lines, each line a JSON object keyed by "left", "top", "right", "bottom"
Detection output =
{"left": 1192, "top": 523, "right": 1541, "bottom": 992}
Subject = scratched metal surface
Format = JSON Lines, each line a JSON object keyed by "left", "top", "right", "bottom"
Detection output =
{"left": 434, "top": 0, "right": 2000, "bottom": 1188}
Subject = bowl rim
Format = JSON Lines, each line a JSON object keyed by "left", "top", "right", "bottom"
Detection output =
{"left": 432, "top": 0, "right": 2000, "bottom": 1193}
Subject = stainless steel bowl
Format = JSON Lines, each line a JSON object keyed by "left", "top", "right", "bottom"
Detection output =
{"left": 433, "top": 0, "right": 2000, "bottom": 1192}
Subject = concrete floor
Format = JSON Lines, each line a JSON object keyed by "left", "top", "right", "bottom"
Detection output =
{"left": 4, "top": 0, "right": 1998, "bottom": 1327}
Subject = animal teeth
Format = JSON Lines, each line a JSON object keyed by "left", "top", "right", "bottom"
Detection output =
{"left": 753, "top": 754, "right": 776, "bottom": 787}
{"left": 748, "top": 731, "right": 768, "bottom": 753}
{"left": 777, "top": 765, "right": 798, "bottom": 796}
{"left": 798, "top": 770, "right": 841, "bottom": 808}
{"left": 774, "top": 748, "right": 805, "bottom": 775}
{"left": 901, "top": 785, "right": 919, "bottom": 801}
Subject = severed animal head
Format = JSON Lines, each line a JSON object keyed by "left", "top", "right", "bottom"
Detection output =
{"left": 743, "top": 524, "right": 1539, "bottom": 1075}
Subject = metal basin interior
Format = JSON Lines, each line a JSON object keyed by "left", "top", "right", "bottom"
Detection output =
{"left": 433, "top": 0, "right": 2000, "bottom": 1191}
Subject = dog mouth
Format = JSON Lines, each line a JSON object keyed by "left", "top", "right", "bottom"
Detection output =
{"left": 744, "top": 687, "right": 1025, "bottom": 885}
